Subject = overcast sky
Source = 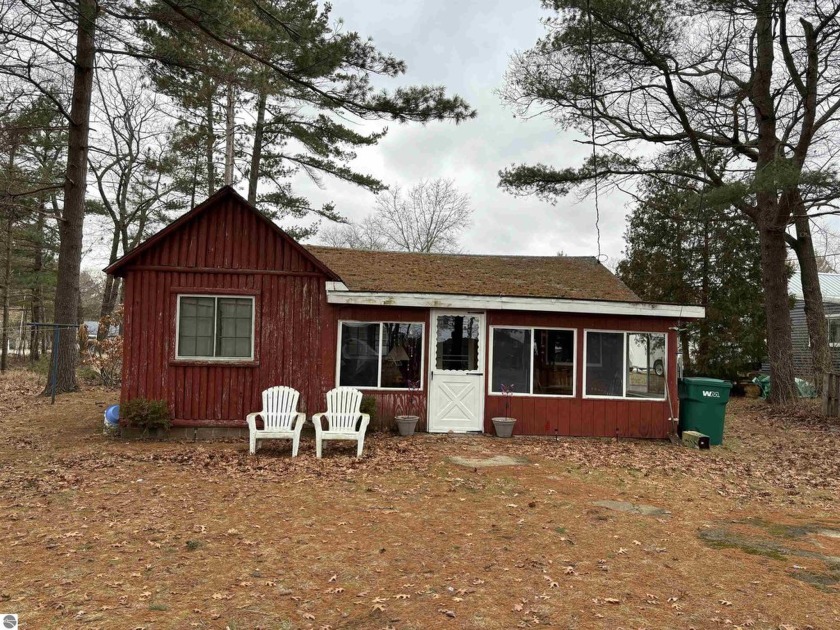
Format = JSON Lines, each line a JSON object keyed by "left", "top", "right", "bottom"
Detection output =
{"left": 295, "top": 0, "right": 629, "bottom": 264}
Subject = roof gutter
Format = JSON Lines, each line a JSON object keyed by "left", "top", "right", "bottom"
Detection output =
{"left": 325, "top": 289, "right": 705, "bottom": 319}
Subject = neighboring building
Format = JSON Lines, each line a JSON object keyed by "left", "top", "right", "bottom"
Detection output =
{"left": 105, "top": 187, "right": 704, "bottom": 438}
{"left": 789, "top": 273, "right": 840, "bottom": 378}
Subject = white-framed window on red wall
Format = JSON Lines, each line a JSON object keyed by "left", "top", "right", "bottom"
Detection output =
{"left": 583, "top": 330, "right": 667, "bottom": 400}
{"left": 336, "top": 321, "right": 425, "bottom": 390}
{"left": 488, "top": 326, "right": 576, "bottom": 397}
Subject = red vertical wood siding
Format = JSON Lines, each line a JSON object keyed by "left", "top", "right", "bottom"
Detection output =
{"left": 119, "top": 194, "right": 682, "bottom": 438}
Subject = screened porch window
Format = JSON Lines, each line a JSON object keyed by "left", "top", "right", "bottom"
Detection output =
{"left": 177, "top": 296, "right": 254, "bottom": 360}
{"left": 490, "top": 327, "right": 575, "bottom": 396}
{"left": 338, "top": 322, "right": 424, "bottom": 389}
{"left": 584, "top": 330, "right": 666, "bottom": 399}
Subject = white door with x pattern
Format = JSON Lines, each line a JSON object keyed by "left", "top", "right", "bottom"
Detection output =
{"left": 428, "top": 311, "right": 485, "bottom": 433}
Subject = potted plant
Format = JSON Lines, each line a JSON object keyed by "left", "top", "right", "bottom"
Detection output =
{"left": 395, "top": 380, "right": 421, "bottom": 436}
{"left": 492, "top": 384, "right": 517, "bottom": 438}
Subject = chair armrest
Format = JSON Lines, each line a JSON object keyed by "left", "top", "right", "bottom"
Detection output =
{"left": 311, "top": 412, "right": 326, "bottom": 435}
{"left": 358, "top": 413, "right": 370, "bottom": 434}
{"left": 246, "top": 412, "right": 262, "bottom": 432}
{"left": 293, "top": 412, "right": 306, "bottom": 433}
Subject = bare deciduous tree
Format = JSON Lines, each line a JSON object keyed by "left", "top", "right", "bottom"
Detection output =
{"left": 319, "top": 216, "right": 385, "bottom": 250}
{"left": 89, "top": 60, "right": 176, "bottom": 325}
{"left": 322, "top": 179, "right": 473, "bottom": 253}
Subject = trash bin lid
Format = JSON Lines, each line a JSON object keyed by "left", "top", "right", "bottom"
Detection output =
{"left": 681, "top": 377, "right": 733, "bottom": 389}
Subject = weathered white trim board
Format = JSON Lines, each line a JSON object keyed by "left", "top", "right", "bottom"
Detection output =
{"left": 326, "top": 290, "right": 705, "bottom": 319}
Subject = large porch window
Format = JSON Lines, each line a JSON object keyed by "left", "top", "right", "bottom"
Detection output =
{"left": 584, "top": 330, "right": 667, "bottom": 399}
{"left": 489, "top": 327, "right": 575, "bottom": 396}
{"left": 338, "top": 321, "right": 424, "bottom": 389}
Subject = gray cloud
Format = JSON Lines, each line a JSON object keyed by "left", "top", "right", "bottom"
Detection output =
{"left": 296, "top": 0, "right": 630, "bottom": 265}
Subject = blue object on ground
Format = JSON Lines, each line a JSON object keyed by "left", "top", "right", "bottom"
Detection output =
{"left": 104, "top": 404, "right": 120, "bottom": 425}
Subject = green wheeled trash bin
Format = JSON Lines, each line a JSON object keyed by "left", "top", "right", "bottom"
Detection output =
{"left": 678, "top": 377, "right": 733, "bottom": 446}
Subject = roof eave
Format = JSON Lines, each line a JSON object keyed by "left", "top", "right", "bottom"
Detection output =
{"left": 325, "top": 290, "right": 705, "bottom": 319}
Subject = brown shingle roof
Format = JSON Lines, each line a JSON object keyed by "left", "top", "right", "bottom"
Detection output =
{"left": 306, "top": 246, "right": 641, "bottom": 302}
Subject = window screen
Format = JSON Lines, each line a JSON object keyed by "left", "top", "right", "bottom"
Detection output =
{"left": 533, "top": 329, "right": 574, "bottom": 396}
{"left": 380, "top": 323, "right": 424, "bottom": 388}
{"left": 339, "top": 323, "right": 380, "bottom": 387}
{"left": 491, "top": 328, "right": 531, "bottom": 394}
{"left": 585, "top": 331, "right": 624, "bottom": 396}
{"left": 626, "top": 333, "right": 666, "bottom": 398}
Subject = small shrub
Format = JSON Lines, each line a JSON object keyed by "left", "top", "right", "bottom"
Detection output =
{"left": 360, "top": 395, "right": 377, "bottom": 422}
{"left": 122, "top": 397, "right": 171, "bottom": 435}
{"left": 82, "top": 306, "right": 123, "bottom": 388}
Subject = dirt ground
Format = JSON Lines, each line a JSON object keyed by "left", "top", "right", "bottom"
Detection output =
{"left": 1, "top": 370, "right": 839, "bottom": 630}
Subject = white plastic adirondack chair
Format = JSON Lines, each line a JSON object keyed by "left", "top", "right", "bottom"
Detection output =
{"left": 246, "top": 386, "right": 306, "bottom": 456}
{"left": 312, "top": 387, "right": 370, "bottom": 458}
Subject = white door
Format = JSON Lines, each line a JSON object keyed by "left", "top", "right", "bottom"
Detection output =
{"left": 428, "top": 311, "right": 485, "bottom": 432}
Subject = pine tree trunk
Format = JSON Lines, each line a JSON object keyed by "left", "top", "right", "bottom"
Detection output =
{"left": 224, "top": 82, "right": 235, "bottom": 186}
{"left": 790, "top": 194, "right": 829, "bottom": 392}
{"left": 759, "top": 222, "right": 798, "bottom": 403}
{"left": 1, "top": 213, "right": 11, "bottom": 372}
{"left": 248, "top": 90, "right": 267, "bottom": 205}
{"left": 680, "top": 331, "right": 691, "bottom": 373}
{"left": 206, "top": 94, "right": 216, "bottom": 196}
{"left": 30, "top": 204, "right": 44, "bottom": 363}
{"left": 44, "top": 0, "right": 97, "bottom": 395}
{"left": 696, "top": 215, "right": 711, "bottom": 372}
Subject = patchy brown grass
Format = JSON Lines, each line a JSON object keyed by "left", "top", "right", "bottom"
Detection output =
{"left": 1, "top": 370, "right": 839, "bottom": 629}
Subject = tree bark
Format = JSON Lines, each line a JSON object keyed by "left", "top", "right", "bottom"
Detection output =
{"left": 247, "top": 89, "right": 267, "bottom": 205}
{"left": 759, "top": 222, "right": 798, "bottom": 402}
{"left": 98, "top": 225, "right": 121, "bottom": 332}
{"left": 30, "top": 202, "right": 45, "bottom": 363}
{"left": 751, "top": 0, "right": 797, "bottom": 403}
{"left": 224, "top": 82, "right": 235, "bottom": 186}
{"left": 788, "top": 193, "right": 829, "bottom": 392}
{"left": 45, "top": 0, "right": 97, "bottom": 395}
{"left": 1, "top": 137, "right": 16, "bottom": 372}
{"left": 696, "top": 213, "right": 710, "bottom": 372}
{"left": 205, "top": 93, "right": 216, "bottom": 196}
{"left": 680, "top": 330, "right": 691, "bottom": 374}
{"left": 1, "top": 213, "right": 11, "bottom": 372}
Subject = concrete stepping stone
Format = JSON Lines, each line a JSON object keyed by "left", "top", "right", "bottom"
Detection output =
{"left": 593, "top": 499, "right": 668, "bottom": 516}
{"left": 449, "top": 455, "right": 530, "bottom": 468}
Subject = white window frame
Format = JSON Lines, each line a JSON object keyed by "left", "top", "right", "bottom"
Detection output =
{"left": 582, "top": 329, "right": 668, "bottom": 401}
{"left": 488, "top": 326, "right": 577, "bottom": 398}
{"left": 828, "top": 315, "right": 840, "bottom": 348}
{"left": 336, "top": 320, "right": 426, "bottom": 390}
{"left": 175, "top": 294, "right": 255, "bottom": 362}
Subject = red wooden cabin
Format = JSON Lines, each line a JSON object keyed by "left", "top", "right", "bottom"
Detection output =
{"left": 106, "top": 187, "right": 704, "bottom": 438}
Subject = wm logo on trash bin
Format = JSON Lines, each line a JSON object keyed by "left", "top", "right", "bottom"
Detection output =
{"left": 702, "top": 390, "right": 721, "bottom": 398}
{"left": 2, "top": 614, "right": 18, "bottom": 629}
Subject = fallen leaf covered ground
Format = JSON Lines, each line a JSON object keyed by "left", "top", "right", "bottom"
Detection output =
{"left": 1, "top": 369, "right": 838, "bottom": 629}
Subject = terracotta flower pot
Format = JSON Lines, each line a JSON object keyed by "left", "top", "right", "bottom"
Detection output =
{"left": 492, "top": 417, "right": 516, "bottom": 438}
{"left": 396, "top": 415, "right": 419, "bottom": 436}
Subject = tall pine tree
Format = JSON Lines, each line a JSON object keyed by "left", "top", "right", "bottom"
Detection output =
{"left": 617, "top": 166, "right": 766, "bottom": 380}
